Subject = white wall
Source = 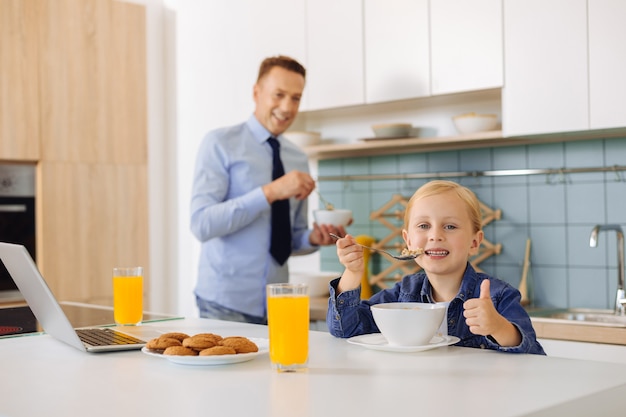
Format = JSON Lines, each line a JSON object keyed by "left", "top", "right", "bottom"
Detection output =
{"left": 123, "top": 0, "right": 176, "bottom": 314}
{"left": 165, "top": 1, "right": 266, "bottom": 316}
{"left": 134, "top": 0, "right": 295, "bottom": 317}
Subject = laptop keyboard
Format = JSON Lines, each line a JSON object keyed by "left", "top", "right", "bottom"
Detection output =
{"left": 76, "top": 328, "right": 145, "bottom": 346}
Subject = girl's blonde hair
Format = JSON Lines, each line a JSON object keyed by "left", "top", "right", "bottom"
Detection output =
{"left": 403, "top": 180, "right": 482, "bottom": 233}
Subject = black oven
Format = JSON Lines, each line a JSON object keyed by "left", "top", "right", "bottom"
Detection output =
{"left": 0, "top": 164, "right": 36, "bottom": 302}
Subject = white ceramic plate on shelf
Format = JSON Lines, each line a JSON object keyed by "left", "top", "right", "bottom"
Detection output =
{"left": 347, "top": 334, "right": 459, "bottom": 353}
{"left": 141, "top": 337, "right": 269, "bottom": 365}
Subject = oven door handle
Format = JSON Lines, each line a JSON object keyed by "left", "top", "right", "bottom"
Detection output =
{"left": 0, "top": 204, "right": 27, "bottom": 213}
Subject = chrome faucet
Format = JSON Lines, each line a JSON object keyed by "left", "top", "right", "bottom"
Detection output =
{"left": 590, "top": 224, "right": 625, "bottom": 315}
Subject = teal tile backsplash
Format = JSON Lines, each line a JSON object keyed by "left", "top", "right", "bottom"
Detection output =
{"left": 318, "top": 136, "right": 626, "bottom": 310}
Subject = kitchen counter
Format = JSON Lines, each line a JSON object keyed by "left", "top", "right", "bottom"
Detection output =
{"left": 310, "top": 296, "right": 329, "bottom": 321}
{"left": 531, "top": 317, "right": 626, "bottom": 345}
{"left": 0, "top": 302, "right": 182, "bottom": 337}
{"left": 1, "top": 317, "right": 626, "bottom": 416}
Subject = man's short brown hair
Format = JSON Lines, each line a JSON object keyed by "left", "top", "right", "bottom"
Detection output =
{"left": 257, "top": 55, "right": 306, "bottom": 82}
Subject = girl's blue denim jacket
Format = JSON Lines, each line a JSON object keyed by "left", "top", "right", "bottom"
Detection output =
{"left": 326, "top": 263, "right": 546, "bottom": 355}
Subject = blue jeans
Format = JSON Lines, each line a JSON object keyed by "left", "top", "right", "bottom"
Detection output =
{"left": 196, "top": 297, "right": 267, "bottom": 325}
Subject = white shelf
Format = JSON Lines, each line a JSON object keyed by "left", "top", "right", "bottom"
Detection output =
{"left": 303, "top": 128, "right": 626, "bottom": 160}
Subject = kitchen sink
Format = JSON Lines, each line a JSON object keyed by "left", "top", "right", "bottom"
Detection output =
{"left": 528, "top": 308, "right": 626, "bottom": 327}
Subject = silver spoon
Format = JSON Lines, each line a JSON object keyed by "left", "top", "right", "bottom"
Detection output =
{"left": 329, "top": 233, "right": 421, "bottom": 261}
{"left": 316, "top": 189, "right": 335, "bottom": 210}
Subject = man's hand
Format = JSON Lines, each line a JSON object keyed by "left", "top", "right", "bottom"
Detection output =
{"left": 309, "top": 223, "right": 347, "bottom": 246}
{"left": 262, "top": 171, "right": 315, "bottom": 203}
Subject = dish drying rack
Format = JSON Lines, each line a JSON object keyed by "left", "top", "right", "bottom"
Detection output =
{"left": 368, "top": 194, "right": 502, "bottom": 288}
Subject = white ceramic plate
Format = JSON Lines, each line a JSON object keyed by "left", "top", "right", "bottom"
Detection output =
{"left": 141, "top": 337, "right": 269, "bottom": 366}
{"left": 347, "top": 334, "right": 460, "bottom": 353}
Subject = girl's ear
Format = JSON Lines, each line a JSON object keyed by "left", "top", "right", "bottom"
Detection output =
{"left": 469, "top": 230, "right": 484, "bottom": 255}
{"left": 402, "top": 228, "right": 410, "bottom": 246}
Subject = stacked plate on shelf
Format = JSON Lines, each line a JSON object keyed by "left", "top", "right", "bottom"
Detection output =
{"left": 452, "top": 113, "right": 498, "bottom": 134}
{"left": 371, "top": 123, "right": 413, "bottom": 139}
{"left": 282, "top": 131, "right": 321, "bottom": 147}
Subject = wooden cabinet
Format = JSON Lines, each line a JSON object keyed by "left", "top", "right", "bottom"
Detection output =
{"left": 588, "top": 0, "right": 626, "bottom": 129}
{"left": 35, "top": 0, "right": 148, "bottom": 304}
{"left": 502, "top": 0, "right": 589, "bottom": 136}
{"left": 37, "top": 0, "right": 147, "bottom": 164}
{"left": 38, "top": 162, "right": 148, "bottom": 304}
{"left": 0, "top": 0, "right": 40, "bottom": 161}
{"left": 430, "top": 0, "right": 503, "bottom": 95}
{"left": 305, "top": 0, "right": 364, "bottom": 110}
{"left": 363, "top": 0, "right": 430, "bottom": 103}
{"left": 0, "top": 0, "right": 148, "bottom": 305}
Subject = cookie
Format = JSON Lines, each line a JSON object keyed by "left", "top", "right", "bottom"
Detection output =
{"left": 159, "top": 332, "right": 190, "bottom": 342}
{"left": 199, "top": 345, "right": 237, "bottom": 356}
{"left": 182, "top": 334, "right": 219, "bottom": 351}
{"left": 193, "top": 333, "right": 223, "bottom": 344}
{"left": 219, "top": 336, "right": 258, "bottom": 353}
{"left": 145, "top": 336, "right": 182, "bottom": 352}
{"left": 163, "top": 346, "right": 197, "bottom": 356}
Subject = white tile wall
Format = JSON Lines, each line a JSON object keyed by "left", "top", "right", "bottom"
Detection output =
{"left": 318, "top": 137, "right": 626, "bottom": 310}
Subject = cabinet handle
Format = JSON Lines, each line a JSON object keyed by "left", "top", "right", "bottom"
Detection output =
{"left": 0, "top": 204, "right": 27, "bottom": 212}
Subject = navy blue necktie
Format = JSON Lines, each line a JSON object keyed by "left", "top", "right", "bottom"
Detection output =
{"left": 267, "top": 137, "right": 291, "bottom": 265}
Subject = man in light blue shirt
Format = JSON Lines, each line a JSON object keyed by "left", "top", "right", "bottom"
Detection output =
{"left": 190, "top": 56, "right": 346, "bottom": 324}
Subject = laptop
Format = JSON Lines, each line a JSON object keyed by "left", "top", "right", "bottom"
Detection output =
{"left": 0, "top": 242, "right": 165, "bottom": 352}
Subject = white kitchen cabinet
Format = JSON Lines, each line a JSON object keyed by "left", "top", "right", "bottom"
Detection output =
{"left": 247, "top": 0, "right": 307, "bottom": 105}
{"left": 502, "top": 0, "right": 588, "bottom": 136}
{"left": 430, "top": 0, "right": 503, "bottom": 96}
{"left": 539, "top": 339, "right": 626, "bottom": 364}
{"left": 363, "top": 0, "right": 430, "bottom": 103}
{"left": 247, "top": 0, "right": 307, "bottom": 66}
{"left": 305, "top": 0, "right": 364, "bottom": 110}
{"left": 588, "top": 0, "right": 626, "bottom": 129}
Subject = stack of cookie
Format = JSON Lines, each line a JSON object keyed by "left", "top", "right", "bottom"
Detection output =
{"left": 145, "top": 332, "right": 259, "bottom": 356}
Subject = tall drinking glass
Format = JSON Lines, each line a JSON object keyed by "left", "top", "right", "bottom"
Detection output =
{"left": 267, "top": 283, "right": 309, "bottom": 372}
{"left": 113, "top": 267, "right": 143, "bottom": 325}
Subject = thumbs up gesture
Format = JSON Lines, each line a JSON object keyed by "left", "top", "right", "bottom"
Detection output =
{"left": 463, "top": 280, "right": 500, "bottom": 336}
{"left": 463, "top": 280, "right": 521, "bottom": 347}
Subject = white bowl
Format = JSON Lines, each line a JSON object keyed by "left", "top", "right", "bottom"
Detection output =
{"left": 371, "top": 123, "right": 412, "bottom": 138}
{"left": 371, "top": 302, "right": 446, "bottom": 346}
{"left": 289, "top": 271, "right": 339, "bottom": 297}
{"left": 282, "top": 131, "right": 321, "bottom": 147}
{"left": 313, "top": 209, "right": 352, "bottom": 227}
{"left": 452, "top": 113, "right": 498, "bottom": 135}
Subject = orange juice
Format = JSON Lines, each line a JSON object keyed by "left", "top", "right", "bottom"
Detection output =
{"left": 267, "top": 292, "right": 309, "bottom": 369}
{"left": 113, "top": 272, "right": 143, "bottom": 325}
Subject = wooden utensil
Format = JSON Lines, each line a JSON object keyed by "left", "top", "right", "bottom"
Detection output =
{"left": 520, "top": 238, "right": 531, "bottom": 306}
{"left": 355, "top": 235, "right": 375, "bottom": 299}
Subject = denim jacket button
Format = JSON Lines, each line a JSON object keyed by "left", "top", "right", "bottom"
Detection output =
{"left": 480, "top": 344, "right": 486, "bottom": 349}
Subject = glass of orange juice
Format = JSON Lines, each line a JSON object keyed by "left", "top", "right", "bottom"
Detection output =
{"left": 267, "top": 283, "right": 309, "bottom": 372}
{"left": 113, "top": 267, "right": 143, "bottom": 326}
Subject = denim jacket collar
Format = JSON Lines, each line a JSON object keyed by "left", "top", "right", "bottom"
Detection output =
{"left": 419, "top": 263, "right": 480, "bottom": 303}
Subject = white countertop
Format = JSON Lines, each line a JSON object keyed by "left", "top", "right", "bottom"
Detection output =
{"left": 1, "top": 317, "right": 626, "bottom": 417}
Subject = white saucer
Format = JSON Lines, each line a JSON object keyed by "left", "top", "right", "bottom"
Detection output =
{"left": 347, "top": 334, "right": 460, "bottom": 353}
